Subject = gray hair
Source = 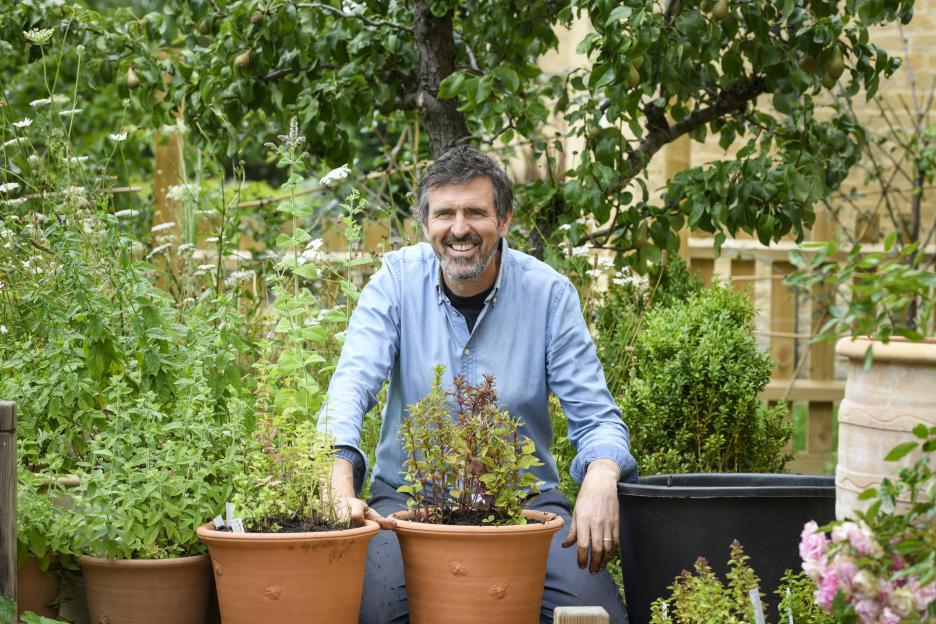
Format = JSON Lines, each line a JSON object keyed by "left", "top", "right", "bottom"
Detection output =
{"left": 415, "top": 146, "right": 514, "bottom": 226}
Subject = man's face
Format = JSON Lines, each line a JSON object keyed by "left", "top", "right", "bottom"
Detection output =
{"left": 423, "top": 176, "right": 511, "bottom": 285}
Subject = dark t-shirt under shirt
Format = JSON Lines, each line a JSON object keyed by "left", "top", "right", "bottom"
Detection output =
{"left": 442, "top": 281, "right": 494, "bottom": 333}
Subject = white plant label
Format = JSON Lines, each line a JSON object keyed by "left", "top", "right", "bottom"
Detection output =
{"left": 749, "top": 588, "right": 766, "bottom": 624}
{"left": 229, "top": 518, "right": 246, "bottom": 533}
{"left": 226, "top": 502, "right": 235, "bottom": 526}
{"left": 212, "top": 515, "right": 225, "bottom": 530}
{"left": 787, "top": 587, "right": 794, "bottom": 624}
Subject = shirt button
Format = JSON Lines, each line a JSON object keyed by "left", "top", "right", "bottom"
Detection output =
{"left": 463, "top": 348, "right": 470, "bottom": 356}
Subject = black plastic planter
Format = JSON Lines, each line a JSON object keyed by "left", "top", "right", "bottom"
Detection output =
{"left": 618, "top": 473, "right": 835, "bottom": 624}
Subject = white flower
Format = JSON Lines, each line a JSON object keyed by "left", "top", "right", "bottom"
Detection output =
{"left": 585, "top": 269, "right": 603, "bottom": 278}
{"left": 342, "top": 1, "right": 366, "bottom": 15}
{"left": 58, "top": 109, "right": 82, "bottom": 117}
{"left": 151, "top": 221, "right": 176, "bottom": 233}
{"left": 113, "top": 209, "right": 139, "bottom": 218}
{"left": 599, "top": 257, "right": 614, "bottom": 269}
{"left": 571, "top": 242, "right": 593, "bottom": 257}
{"left": 0, "top": 324, "right": 7, "bottom": 335}
{"left": 52, "top": 95, "right": 69, "bottom": 104}
{"left": 23, "top": 28, "right": 55, "bottom": 45}
{"left": 14, "top": 118, "right": 33, "bottom": 128}
{"left": 176, "top": 243, "right": 195, "bottom": 255}
{"left": 0, "top": 182, "right": 21, "bottom": 193}
{"left": 320, "top": 164, "right": 351, "bottom": 187}
{"left": 29, "top": 98, "right": 51, "bottom": 108}
{"left": 197, "top": 264, "right": 215, "bottom": 272}
{"left": 224, "top": 270, "right": 255, "bottom": 288}
{"left": 109, "top": 132, "right": 127, "bottom": 142}
{"left": 166, "top": 183, "right": 199, "bottom": 203}
{"left": 145, "top": 242, "right": 173, "bottom": 260}
{"left": 0, "top": 280, "right": 4, "bottom": 291}
{"left": 66, "top": 156, "right": 88, "bottom": 164}
{"left": 27, "top": 154, "right": 41, "bottom": 167}
{"left": 558, "top": 223, "right": 572, "bottom": 231}
{"left": 205, "top": 236, "right": 220, "bottom": 243}
{"left": 2, "top": 138, "right": 26, "bottom": 148}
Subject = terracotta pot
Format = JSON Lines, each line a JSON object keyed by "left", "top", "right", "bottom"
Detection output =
{"left": 78, "top": 553, "right": 212, "bottom": 624}
{"left": 835, "top": 337, "right": 936, "bottom": 519}
{"left": 391, "top": 509, "right": 564, "bottom": 624}
{"left": 196, "top": 520, "right": 379, "bottom": 624}
{"left": 17, "top": 555, "right": 59, "bottom": 619}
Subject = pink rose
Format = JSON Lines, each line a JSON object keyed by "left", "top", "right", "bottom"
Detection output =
{"left": 831, "top": 554, "right": 858, "bottom": 593}
{"left": 800, "top": 520, "right": 829, "bottom": 579}
{"left": 853, "top": 598, "right": 879, "bottom": 623}
{"left": 817, "top": 569, "right": 842, "bottom": 610}
{"left": 878, "top": 607, "right": 900, "bottom": 624}
{"left": 848, "top": 521, "right": 883, "bottom": 558}
{"left": 908, "top": 576, "right": 936, "bottom": 612}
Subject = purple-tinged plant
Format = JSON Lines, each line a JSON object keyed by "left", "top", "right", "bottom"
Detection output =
{"left": 398, "top": 365, "right": 543, "bottom": 525}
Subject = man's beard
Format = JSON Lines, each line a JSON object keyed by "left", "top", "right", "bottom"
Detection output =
{"left": 437, "top": 234, "right": 500, "bottom": 282}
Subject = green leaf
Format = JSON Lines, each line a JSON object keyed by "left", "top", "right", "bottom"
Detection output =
{"left": 605, "top": 5, "right": 632, "bottom": 25}
{"left": 857, "top": 487, "right": 877, "bottom": 501}
{"left": 438, "top": 71, "right": 465, "bottom": 99}
{"left": 884, "top": 441, "right": 918, "bottom": 462}
{"left": 495, "top": 67, "right": 520, "bottom": 93}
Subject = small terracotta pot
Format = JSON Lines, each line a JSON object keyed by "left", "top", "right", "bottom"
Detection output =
{"left": 78, "top": 553, "right": 212, "bottom": 624}
{"left": 391, "top": 509, "right": 564, "bottom": 624}
{"left": 17, "top": 555, "right": 59, "bottom": 619}
{"left": 197, "top": 520, "right": 380, "bottom": 624}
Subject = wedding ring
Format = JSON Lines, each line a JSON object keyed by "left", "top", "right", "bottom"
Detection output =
{"left": 602, "top": 538, "right": 614, "bottom": 543}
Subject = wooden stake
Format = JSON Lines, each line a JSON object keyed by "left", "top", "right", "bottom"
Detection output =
{"left": 0, "top": 402, "right": 16, "bottom": 602}
{"left": 554, "top": 606, "right": 610, "bottom": 623}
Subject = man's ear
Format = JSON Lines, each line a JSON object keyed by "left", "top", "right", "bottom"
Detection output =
{"left": 498, "top": 211, "right": 513, "bottom": 237}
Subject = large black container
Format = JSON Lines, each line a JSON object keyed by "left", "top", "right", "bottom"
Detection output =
{"left": 618, "top": 473, "right": 835, "bottom": 624}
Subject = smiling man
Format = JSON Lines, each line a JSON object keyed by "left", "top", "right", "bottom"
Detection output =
{"left": 320, "top": 146, "right": 637, "bottom": 624}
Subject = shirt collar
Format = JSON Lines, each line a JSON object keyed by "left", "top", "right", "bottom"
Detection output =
{"left": 435, "top": 237, "right": 508, "bottom": 306}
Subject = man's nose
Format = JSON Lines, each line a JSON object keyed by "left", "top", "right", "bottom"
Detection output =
{"left": 450, "top": 211, "right": 470, "bottom": 238}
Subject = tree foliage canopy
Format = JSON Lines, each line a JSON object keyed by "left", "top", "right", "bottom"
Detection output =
{"left": 0, "top": 0, "right": 915, "bottom": 267}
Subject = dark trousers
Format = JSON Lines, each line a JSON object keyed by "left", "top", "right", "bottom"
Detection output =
{"left": 359, "top": 479, "right": 629, "bottom": 624}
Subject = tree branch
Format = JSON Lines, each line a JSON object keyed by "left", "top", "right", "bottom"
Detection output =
{"left": 621, "top": 76, "right": 767, "bottom": 184}
{"left": 293, "top": 2, "right": 412, "bottom": 34}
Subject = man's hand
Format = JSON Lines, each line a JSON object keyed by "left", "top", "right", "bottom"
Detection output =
{"left": 561, "top": 458, "right": 621, "bottom": 574}
{"left": 333, "top": 495, "right": 397, "bottom": 530}
{"left": 331, "top": 457, "right": 396, "bottom": 529}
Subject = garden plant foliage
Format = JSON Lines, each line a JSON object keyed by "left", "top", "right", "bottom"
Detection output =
{"left": 398, "top": 366, "right": 543, "bottom": 525}
{"left": 619, "top": 283, "right": 792, "bottom": 475}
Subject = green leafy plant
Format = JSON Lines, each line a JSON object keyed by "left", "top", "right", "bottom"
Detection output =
{"left": 0, "top": 597, "right": 67, "bottom": 624}
{"left": 618, "top": 284, "right": 792, "bottom": 474}
{"left": 226, "top": 120, "right": 372, "bottom": 532}
{"left": 775, "top": 570, "right": 835, "bottom": 624}
{"left": 398, "top": 366, "right": 543, "bottom": 525}
{"left": 649, "top": 540, "right": 764, "bottom": 624}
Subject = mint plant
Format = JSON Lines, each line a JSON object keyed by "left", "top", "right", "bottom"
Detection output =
{"left": 398, "top": 366, "right": 543, "bottom": 526}
{"left": 228, "top": 120, "right": 372, "bottom": 532}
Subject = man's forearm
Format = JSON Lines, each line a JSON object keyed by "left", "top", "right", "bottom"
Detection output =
{"left": 585, "top": 458, "right": 622, "bottom": 483}
{"left": 331, "top": 457, "right": 357, "bottom": 499}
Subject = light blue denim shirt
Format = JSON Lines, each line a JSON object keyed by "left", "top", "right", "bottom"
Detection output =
{"left": 318, "top": 238, "right": 638, "bottom": 494}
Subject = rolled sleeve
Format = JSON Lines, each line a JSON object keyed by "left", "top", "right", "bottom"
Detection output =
{"left": 546, "top": 281, "right": 638, "bottom": 485}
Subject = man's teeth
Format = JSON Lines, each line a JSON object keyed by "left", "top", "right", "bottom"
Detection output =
{"left": 450, "top": 243, "right": 475, "bottom": 251}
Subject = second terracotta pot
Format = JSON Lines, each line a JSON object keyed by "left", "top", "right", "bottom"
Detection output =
{"left": 197, "top": 520, "right": 379, "bottom": 624}
{"left": 391, "top": 509, "right": 564, "bottom": 624}
{"left": 78, "top": 553, "right": 212, "bottom": 624}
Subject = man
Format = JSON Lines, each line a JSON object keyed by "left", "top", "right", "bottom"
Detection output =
{"left": 320, "top": 146, "right": 637, "bottom": 623}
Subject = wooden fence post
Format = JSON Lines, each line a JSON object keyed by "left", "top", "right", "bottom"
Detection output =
{"left": 0, "top": 401, "right": 16, "bottom": 602}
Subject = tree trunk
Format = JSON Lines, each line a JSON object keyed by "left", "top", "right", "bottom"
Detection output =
{"left": 412, "top": 0, "right": 471, "bottom": 158}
